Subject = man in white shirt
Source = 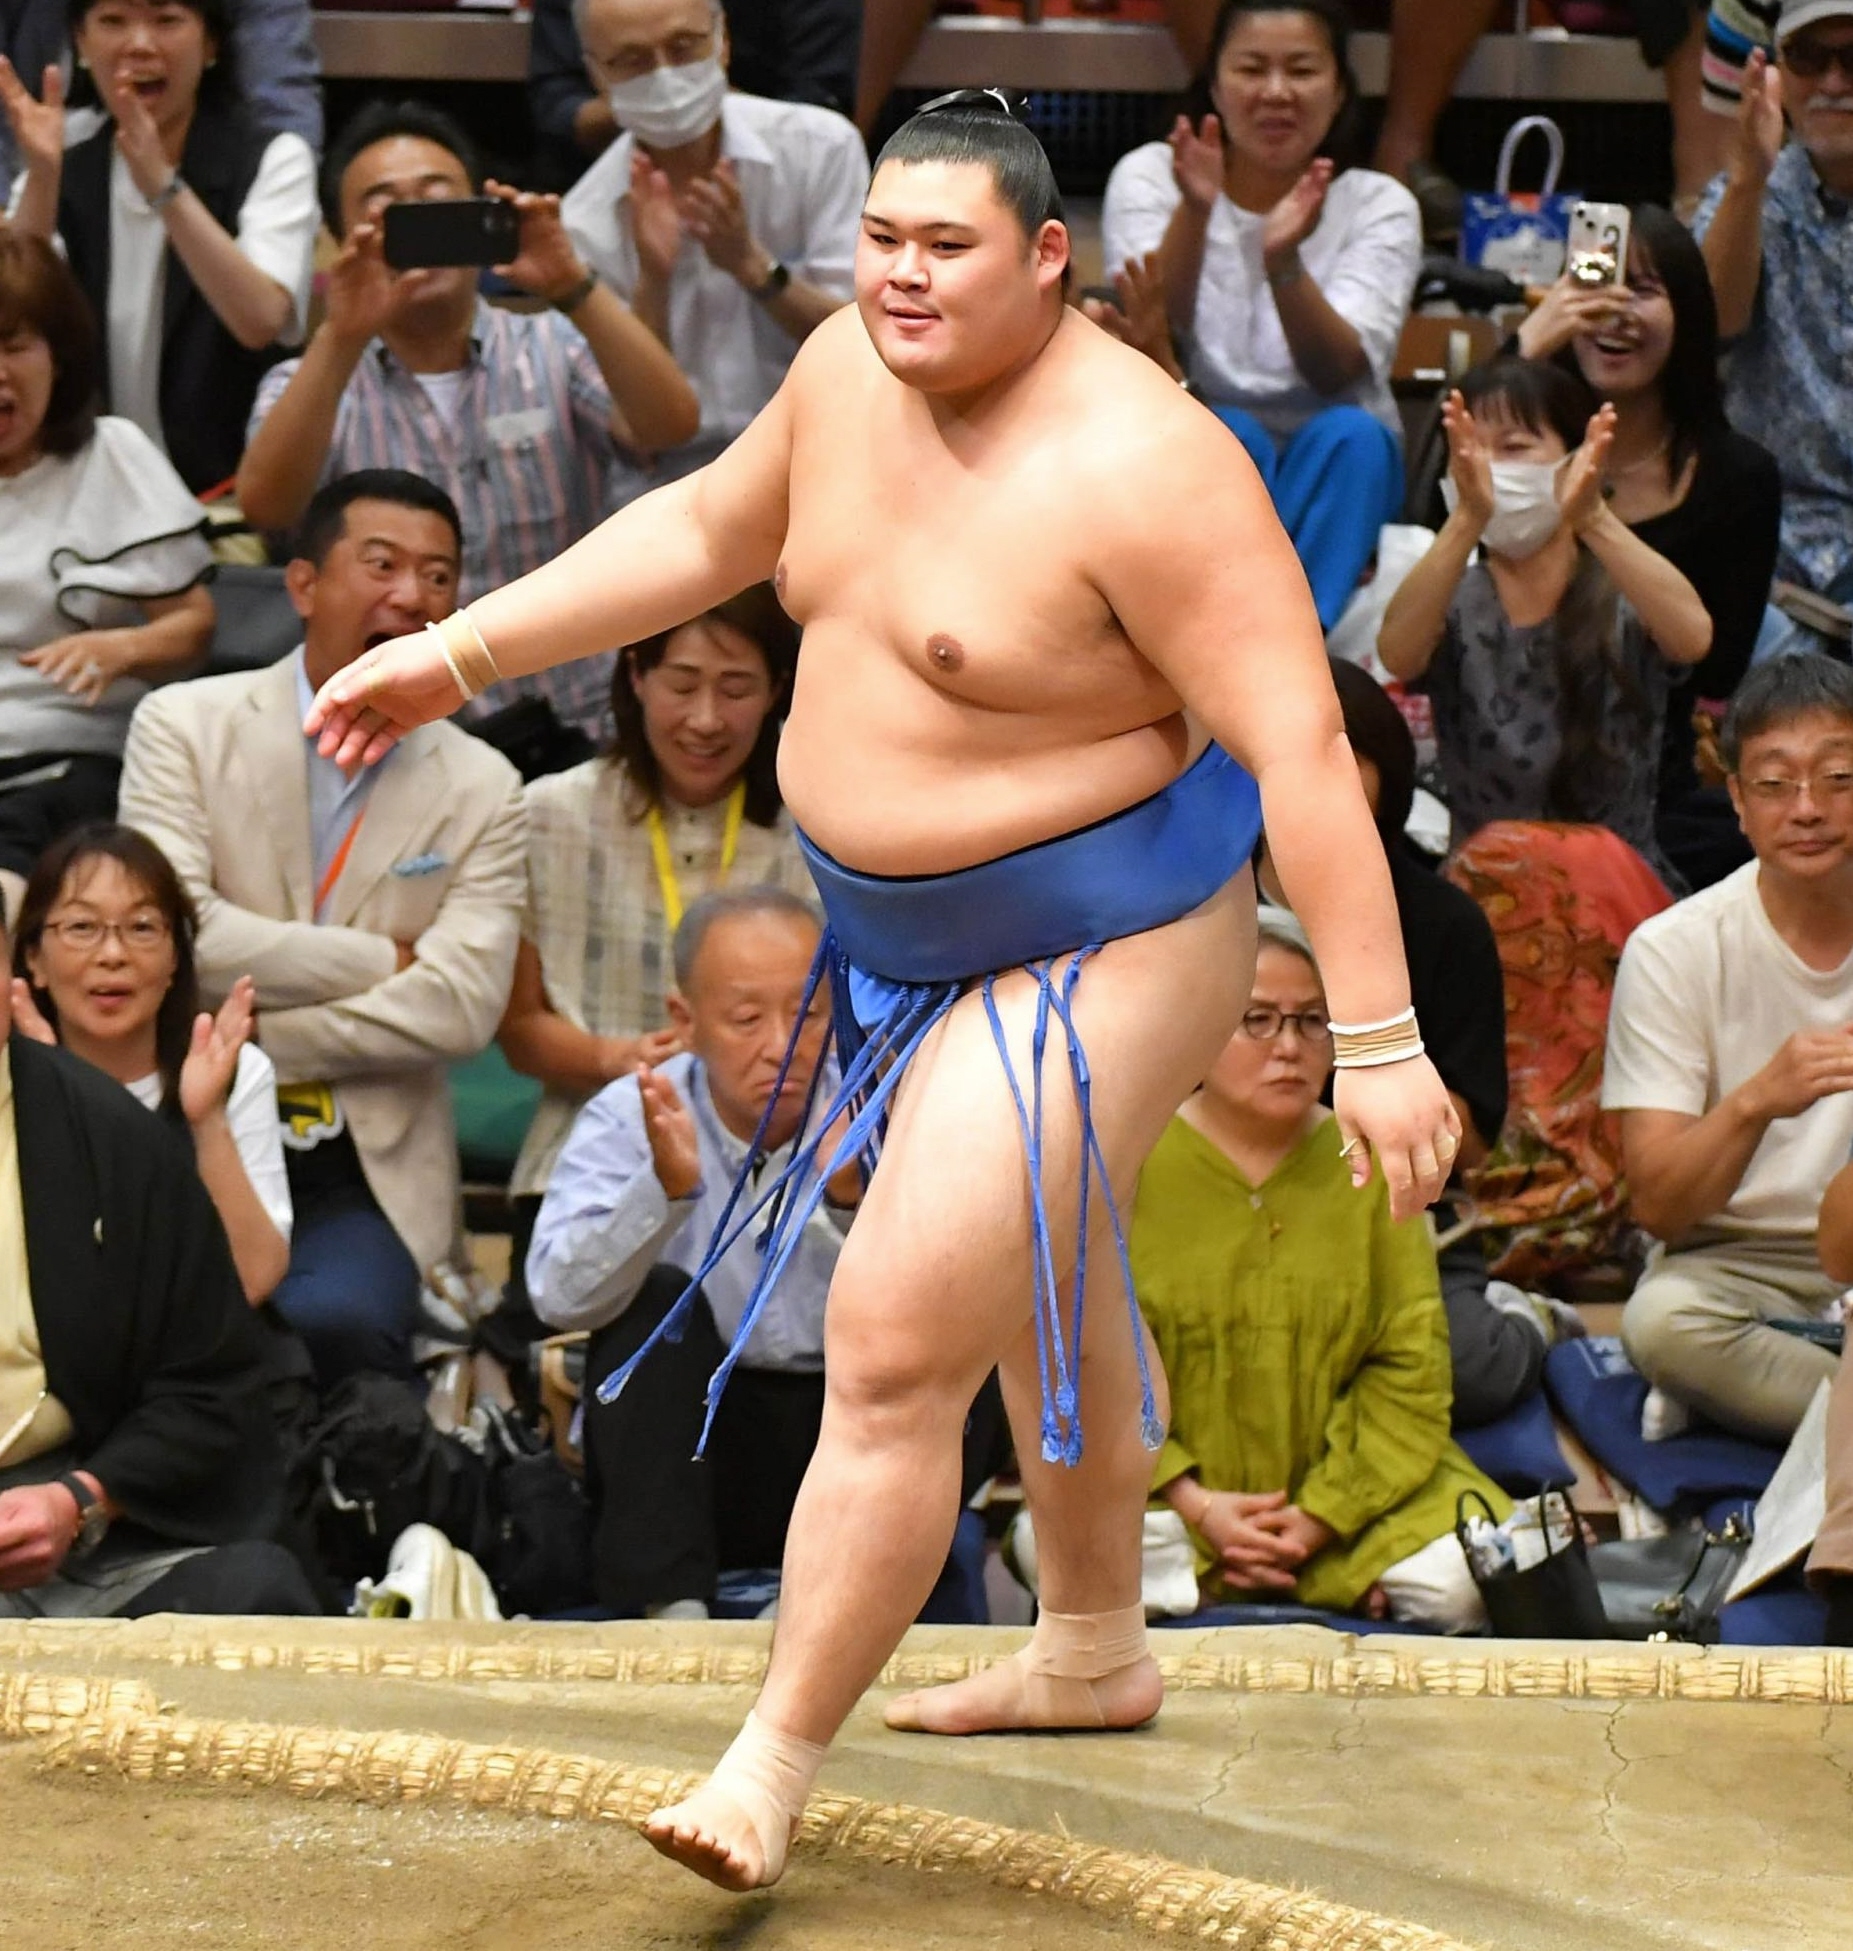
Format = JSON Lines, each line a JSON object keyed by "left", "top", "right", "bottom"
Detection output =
{"left": 1603, "top": 653, "right": 1853, "bottom": 1444}
{"left": 562, "top": 0, "right": 867, "bottom": 492}
{"left": 529, "top": 886, "right": 855, "bottom": 1617}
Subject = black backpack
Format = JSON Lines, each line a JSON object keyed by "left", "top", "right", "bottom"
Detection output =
{"left": 298, "top": 1373, "right": 498, "bottom": 1586}
{"left": 297, "top": 1375, "right": 592, "bottom": 1614}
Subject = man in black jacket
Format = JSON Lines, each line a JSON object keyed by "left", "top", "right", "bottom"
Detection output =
{"left": 0, "top": 914, "right": 320, "bottom": 1617}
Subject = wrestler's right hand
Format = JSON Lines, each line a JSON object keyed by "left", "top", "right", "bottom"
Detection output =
{"left": 304, "top": 628, "right": 464, "bottom": 772}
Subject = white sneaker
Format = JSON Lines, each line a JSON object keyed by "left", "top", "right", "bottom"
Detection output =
{"left": 351, "top": 1522, "right": 502, "bottom": 1621}
{"left": 1640, "top": 1386, "right": 1693, "bottom": 1443}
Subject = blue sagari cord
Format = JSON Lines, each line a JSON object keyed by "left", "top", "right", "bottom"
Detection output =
{"left": 595, "top": 930, "right": 1163, "bottom": 1467}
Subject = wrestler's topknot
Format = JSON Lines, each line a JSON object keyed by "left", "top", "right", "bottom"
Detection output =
{"left": 873, "top": 88, "right": 1065, "bottom": 242}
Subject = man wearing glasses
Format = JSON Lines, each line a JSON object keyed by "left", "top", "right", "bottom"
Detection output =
{"left": 561, "top": 0, "right": 867, "bottom": 503}
{"left": 1696, "top": 0, "right": 1853, "bottom": 660}
{"left": 1605, "top": 653, "right": 1853, "bottom": 1448}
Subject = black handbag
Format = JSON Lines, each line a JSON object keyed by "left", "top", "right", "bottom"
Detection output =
{"left": 1586, "top": 1513, "right": 1751, "bottom": 1645}
{"left": 1457, "top": 1489, "right": 1611, "bottom": 1639}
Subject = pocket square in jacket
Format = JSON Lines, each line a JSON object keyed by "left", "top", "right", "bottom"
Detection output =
{"left": 392, "top": 851, "right": 449, "bottom": 878}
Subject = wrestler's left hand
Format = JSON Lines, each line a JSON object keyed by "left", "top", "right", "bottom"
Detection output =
{"left": 1333, "top": 1054, "right": 1460, "bottom": 1223}
{"left": 305, "top": 629, "right": 465, "bottom": 772}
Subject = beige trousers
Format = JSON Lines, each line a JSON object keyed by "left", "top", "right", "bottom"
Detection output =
{"left": 1807, "top": 1350, "right": 1853, "bottom": 1587}
{"left": 1620, "top": 1237, "right": 1842, "bottom": 1446}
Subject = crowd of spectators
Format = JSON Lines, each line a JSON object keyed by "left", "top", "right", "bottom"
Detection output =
{"left": 1, "top": 0, "right": 1850, "bottom": 1645}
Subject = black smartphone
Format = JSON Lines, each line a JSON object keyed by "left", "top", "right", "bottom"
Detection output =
{"left": 382, "top": 198, "right": 521, "bottom": 271}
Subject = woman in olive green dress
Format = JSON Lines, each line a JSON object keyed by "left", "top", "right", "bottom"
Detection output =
{"left": 1133, "top": 910, "right": 1508, "bottom": 1629}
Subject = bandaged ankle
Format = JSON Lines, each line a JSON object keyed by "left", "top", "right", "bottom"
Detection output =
{"left": 703, "top": 1710, "right": 827, "bottom": 1880}
{"left": 1025, "top": 1602, "right": 1150, "bottom": 1680}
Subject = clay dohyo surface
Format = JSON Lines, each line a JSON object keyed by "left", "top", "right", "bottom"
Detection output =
{"left": 0, "top": 1746, "right": 1143, "bottom": 1951}
{"left": 5, "top": 1619, "right": 1850, "bottom": 1951}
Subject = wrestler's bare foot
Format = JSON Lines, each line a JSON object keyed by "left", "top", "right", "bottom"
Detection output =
{"left": 643, "top": 1783, "right": 785, "bottom": 1892}
{"left": 884, "top": 1648, "right": 1163, "bottom": 1735}
{"left": 644, "top": 1711, "right": 822, "bottom": 1890}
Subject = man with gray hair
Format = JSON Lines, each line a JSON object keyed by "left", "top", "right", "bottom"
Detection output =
{"left": 560, "top": 0, "right": 867, "bottom": 502}
{"left": 527, "top": 885, "right": 854, "bottom": 1617}
{"left": 1605, "top": 652, "right": 1853, "bottom": 1445}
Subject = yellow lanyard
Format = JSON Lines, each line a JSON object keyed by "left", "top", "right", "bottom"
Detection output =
{"left": 647, "top": 781, "right": 746, "bottom": 931}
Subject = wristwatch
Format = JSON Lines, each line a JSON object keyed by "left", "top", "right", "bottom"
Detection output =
{"left": 55, "top": 1473, "right": 110, "bottom": 1559}
{"left": 750, "top": 258, "right": 791, "bottom": 305}
{"left": 148, "top": 172, "right": 185, "bottom": 213}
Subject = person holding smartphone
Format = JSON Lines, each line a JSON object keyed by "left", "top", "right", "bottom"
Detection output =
{"left": 237, "top": 101, "right": 700, "bottom": 751}
{"left": 0, "top": 0, "right": 317, "bottom": 497}
{"left": 1512, "top": 204, "right": 1782, "bottom": 891}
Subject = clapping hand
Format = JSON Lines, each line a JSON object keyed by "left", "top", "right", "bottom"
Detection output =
{"left": 1081, "top": 251, "right": 1182, "bottom": 379}
{"left": 1557, "top": 401, "right": 1618, "bottom": 534}
{"left": 98, "top": 65, "right": 172, "bottom": 202}
{"left": 7, "top": 977, "right": 56, "bottom": 1046}
{"left": 1744, "top": 1027, "right": 1853, "bottom": 1123}
{"left": 0, "top": 58, "right": 64, "bottom": 178}
{"left": 1731, "top": 48, "right": 1786, "bottom": 187}
{"left": 814, "top": 1101, "right": 866, "bottom": 1210}
{"left": 179, "top": 976, "right": 257, "bottom": 1129}
{"left": 1262, "top": 158, "right": 1333, "bottom": 272}
{"left": 629, "top": 149, "right": 684, "bottom": 281}
{"left": 679, "top": 159, "right": 760, "bottom": 284}
{"left": 639, "top": 1061, "right": 702, "bottom": 1201}
{"left": 1168, "top": 112, "right": 1225, "bottom": 212}
{"left": 1441, "top": 388, "right": 1496, "bottom": 529}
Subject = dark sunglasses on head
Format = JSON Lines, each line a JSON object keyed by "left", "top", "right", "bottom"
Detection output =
{"left": 1781, "top": 36, "right": 1853, "bottom": 80}
{"left": 915, "top": 86, "right": 1031, "bottom": 122}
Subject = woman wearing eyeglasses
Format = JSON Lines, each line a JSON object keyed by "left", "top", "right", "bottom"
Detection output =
{"left": 1129, "top": 910, "right": 1506, "bottom": 1631}
{"left": 9, "top": 823, "right": 289, "bottom": 1305}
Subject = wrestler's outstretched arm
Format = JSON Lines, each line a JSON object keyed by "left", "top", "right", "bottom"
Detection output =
{"left": 305, "top": 355, "right": 800, "bottom": 770}
{"left": 1093, "top": 388, "right": 1458, "bottom": 1221}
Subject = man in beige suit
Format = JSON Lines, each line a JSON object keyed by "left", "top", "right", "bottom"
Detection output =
{"left": 119, "top": 470, "right": 526, "bottom": 1385}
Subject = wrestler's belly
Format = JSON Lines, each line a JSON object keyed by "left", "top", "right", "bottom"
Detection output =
{"left": 779, "top": 699, "right": 1210, "bottom": 879}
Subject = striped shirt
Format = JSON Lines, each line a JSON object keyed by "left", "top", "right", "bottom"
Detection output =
{"left": 248, "top": 300, "right": 621, "bottom": 742}
{"left": 1703, "top": 1, "right": 1779, "bottom": 112}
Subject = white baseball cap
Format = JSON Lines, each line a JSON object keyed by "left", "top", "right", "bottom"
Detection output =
{"left": 1779, "top": 0, "right": 1853, "bottom": 42}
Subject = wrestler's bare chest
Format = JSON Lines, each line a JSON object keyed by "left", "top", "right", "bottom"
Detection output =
{"left": 772, "top": 378, "right": 1194, "bottom": 873}
{"left": 777, "top": 393, "right": 1171, "bottom": 723}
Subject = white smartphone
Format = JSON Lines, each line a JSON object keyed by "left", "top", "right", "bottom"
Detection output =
{"left": 1567, "top": 201, "right": 1631, "bottom": 289}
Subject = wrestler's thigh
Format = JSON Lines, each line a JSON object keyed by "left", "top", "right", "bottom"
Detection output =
{"left": 823, "top": 879, "right": 1257, "bottom": 1394}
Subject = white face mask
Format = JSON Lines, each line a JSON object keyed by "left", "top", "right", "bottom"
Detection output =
{"left": 1444, "top": 458, "right": 1563, "bottom": 560}
{"left": 607, "top": 57, "right": 728, "bottom": 150}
